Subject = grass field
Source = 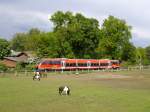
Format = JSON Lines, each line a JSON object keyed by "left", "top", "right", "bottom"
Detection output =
{"left": 0, "top": 70, "right": 150, "bottom": 112}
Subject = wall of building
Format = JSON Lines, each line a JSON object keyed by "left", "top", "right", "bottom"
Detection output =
{"left": 2, "top": 59, "right": 17, "bottom": 68}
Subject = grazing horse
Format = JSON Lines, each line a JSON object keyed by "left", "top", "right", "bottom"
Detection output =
{"left": 59, "top": 86, "right": 70, "bottom": 95}
{"left": 33, "top": 71, "right": 41, "bottom": 81}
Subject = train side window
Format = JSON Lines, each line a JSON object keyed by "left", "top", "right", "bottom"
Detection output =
{"left": 78, "top": 63, "right": 81, "bottom": 66}
{"left": 78, "top": 63, "right": 86, "bottom": 67}
{"left": 100, "top": 63, "right": 109, "bottom": 66}
{"left": 66, "top": 63, "right": 69, "bottom": 67}
{"left": 83, "top": 63, "right": 85, "bottom": 66}
{"left": 72, "top": 63, "right": 76, "bottom": 66}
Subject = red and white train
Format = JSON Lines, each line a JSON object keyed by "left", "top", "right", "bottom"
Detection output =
{"left": 36, "top": 58, "right": 120, "bottom": 71}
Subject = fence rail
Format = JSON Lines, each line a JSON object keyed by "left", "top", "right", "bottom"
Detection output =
{"left": 0, "top": 65, "right": 150, "bottom": 77}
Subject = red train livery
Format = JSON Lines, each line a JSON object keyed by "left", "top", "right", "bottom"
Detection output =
{"left": 36, "top": 58, "right": 120, "bottom": 71}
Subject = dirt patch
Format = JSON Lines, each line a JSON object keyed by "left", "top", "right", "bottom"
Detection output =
{"left": 48, "top": 72, "right": 132, "bottom": 81}
{"left": 94, "top": 73, "right": 132, "bottom": 79}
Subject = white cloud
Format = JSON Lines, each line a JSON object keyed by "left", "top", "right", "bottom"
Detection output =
{"left": 0, "top": 5, "right": 51, "bottom": 25}
{"left": 132, "top": 27, "right": 150, "bottom": 39}
{"left": 0, "top": 0, "right": 150, "bottom": 46}
{"left": 0, "top": 5, "right": 52, "bottom": 38}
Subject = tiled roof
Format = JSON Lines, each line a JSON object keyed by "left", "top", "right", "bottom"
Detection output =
{"left": 4, "top": 57, "right": 27, "bottom": 62}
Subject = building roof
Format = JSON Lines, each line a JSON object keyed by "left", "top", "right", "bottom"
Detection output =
{"left": 4, "top": 56, "right": 28, "bottom": 62}
{"left": 11, "top": 52, "right": 28, "bottom": 57}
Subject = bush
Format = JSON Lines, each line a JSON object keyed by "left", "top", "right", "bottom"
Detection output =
{"left": 15, "top": 62, "right": 27, "bottom": 70}
{"left": 25, "top": 64, "right": 35, "bottom": 71}
{"left": 0, "top": 63, "right": 7, "bottom": 72}
{"left": 121, "top": 61, "right": 136, "bottom": 68}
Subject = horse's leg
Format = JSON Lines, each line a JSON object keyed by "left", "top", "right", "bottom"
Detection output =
{"left": 33, "top": 76, "right": 35, "bottom": 80}
{"left": 59, "top": 91, "right": 61, "bottom": 95}
{"left": 64, "top": 90, "right": 67, "bottom": 95}
{"left": 59, "top": 88, "right": 63, "bottom": 95}
{"left": 67, "top": 90, "right": 70, "bottom": 95}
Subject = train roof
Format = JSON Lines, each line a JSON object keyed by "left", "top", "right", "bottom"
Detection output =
{"left": 40, "top": 58, "right": 118, "bottom": 63}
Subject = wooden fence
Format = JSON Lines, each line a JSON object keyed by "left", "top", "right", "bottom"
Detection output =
{"left": 0, "top": 65, "right": 150, "bottom": 77}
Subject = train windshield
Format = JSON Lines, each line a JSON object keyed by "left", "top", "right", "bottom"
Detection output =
{"left": 41, "top": 60, "right": 61, "bottom": 65}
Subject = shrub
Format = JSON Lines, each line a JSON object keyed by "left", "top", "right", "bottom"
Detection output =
{"left": 15, "top": 62, "right": 26, "bottom": 70}
{"left": 0, "top": 63, "right": 7, "bottom": 72}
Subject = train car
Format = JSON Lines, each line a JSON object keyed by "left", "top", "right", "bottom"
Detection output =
{"left": 37, "top": 58, "right": 64, "bottom": 71}
{"left": 88, "top": 59, "right": 99, "bottom": 70}
{"left": 99, "top": 59, "right": 112, "bottom": 69}
{"left": 37, "top": 58, "right": 120, "bottom": 71}
{"left": 110, "top": 60, "right": 120, "bottom": 69}
{"left": 77, "top": 59, "right": 90, "bottom": 70}
{"left": 64, "top": 59, "right": 77, "bottom": 70}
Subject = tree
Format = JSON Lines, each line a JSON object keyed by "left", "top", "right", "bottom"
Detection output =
{"left": 50, "top": 11, "right": 100, "bottom": 58}
{"left": 36, "top": 32, "right": 63, "bottom": 58}
{"left": 121, "top": 43, "right": 136, "bottom": 63}
{"left": 0, "top": 38, "right": 10, "bottom": 59}
{"left": 25, "top": 28, "right": 42, "bottom": 51}
{"left": 10, "top": 33, "right": 27, "bottom": 51}
{"left": 99, "top": 15, "right": 134, "bottom": 61}
{"left": 10, "top": 28, "right": 42, "bottom": 52}
{"left": 145, "top": 46, "right": 150, "bottom": 64}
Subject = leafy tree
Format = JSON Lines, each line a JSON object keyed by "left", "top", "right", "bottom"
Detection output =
{"left": 10, "top": 28, "right": 42, "bottom": 52}
{"left": 10, "top": 33, "right": 27, "bottom": 51}
{"left": 36, "top": 32, "right": 62, "bottom": 58}
{"left": 25, "top": 28, "right": 73, "bottom": 58}
{"left": 99, "top": 15, "right": 134, "bottom": 61}
{"left": 121, "top": 43, "right": 136, "bottom": 62}
{"left": 50, "top": 11, "right": 100, "bottom": 58}
{"left": 54, "top": 30, "right": 75, "bottom": 58}
{"left": 0, "top": 38, "right": 10, "bottom": 59}
{"left": 145, "top": 46, "right": 150, "bottom": 64}
{"left": 25, "top": 28, "right": 41, "bottom": 51}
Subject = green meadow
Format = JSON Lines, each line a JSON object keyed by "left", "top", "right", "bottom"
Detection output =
{"left": 0, "top": 70, "right": 150, "bottom": 112}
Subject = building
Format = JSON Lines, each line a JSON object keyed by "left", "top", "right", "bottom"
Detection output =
{"left": 2, "top": 52, "right": 29, "bottom": 68}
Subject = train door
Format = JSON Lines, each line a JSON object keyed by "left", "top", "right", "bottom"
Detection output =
{"left": 108, "top": 61, "right": 112, "bottom": 69}
{"left": 61, "top": 61, "right": 66, "bottom": 70}
{"left": 87, "top": 61, "right": 91, "bottom": 68}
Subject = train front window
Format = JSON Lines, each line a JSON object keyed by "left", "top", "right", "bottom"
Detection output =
{"left": 48, "top": 61, "right": 52, "bottom": 64}
{"left": 52, "top": 61, "right": 61, "bottom": 65}
{"left": 42, "top": 61, "right": 49, "bottom": 65}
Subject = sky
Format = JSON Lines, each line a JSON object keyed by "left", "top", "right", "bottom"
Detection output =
{"left": 0, "top": 0, "right": 150, "bottom": 47}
